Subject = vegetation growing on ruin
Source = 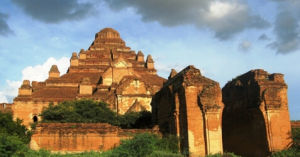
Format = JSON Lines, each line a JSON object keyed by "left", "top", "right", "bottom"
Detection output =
{"left": 40, "top": 99, "right": 153, "bottom": 129}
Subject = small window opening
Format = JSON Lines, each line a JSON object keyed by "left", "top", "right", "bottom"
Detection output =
{"left": 33, "top": 116, "right": 38, "bottom": 123}
{"left": 110, "top": 49, "right": 114, "bottom": 60}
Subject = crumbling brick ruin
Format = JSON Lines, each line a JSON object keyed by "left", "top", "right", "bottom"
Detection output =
{"left": 1, "top": 28, "right": 292, "bottom": 156}
{"left": 12, "top": 28, "right": 165, "bottom": 126}
{"left": 222, "top": 69, "right": 292, "bottom": 157}
{"left": 152, "top": 66, "right": 224, "bottom": 157}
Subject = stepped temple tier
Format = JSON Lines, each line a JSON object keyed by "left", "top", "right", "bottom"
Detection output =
{"left": 12, "top": 28, "right": 165, "bottom": 126}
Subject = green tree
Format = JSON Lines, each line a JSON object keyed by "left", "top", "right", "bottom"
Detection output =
{"left": 40, "top": 99, "right": 119, "bottom": 125}
{"left": 0, "top": 133, "right": 28, "bottom": 157}
{"left": 0, "top": 112, "right": 31, "bottom": 156}
{"left": 40, "top": 99, "right": 154, "bottom": 129}
{"left": 0, "top": 112, "right": 31, "bottom": 144}
{"left": 292, "top": 128, "right": 300, "bottom": 147}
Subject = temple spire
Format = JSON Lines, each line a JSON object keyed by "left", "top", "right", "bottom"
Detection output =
{"left": 89, "top": 28, "right": 127, "bottom": 50}
{"left": 49, "top": 65, "right": 60, "bottom": 78}
{"left": 146, "top": 55, "right": 154, "bottom": 69}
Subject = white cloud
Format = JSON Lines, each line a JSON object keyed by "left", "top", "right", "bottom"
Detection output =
{"left": 207, "top": 1, "right": 244, "bottom": 19}
{"left": 22, "top": 57, "right": 69, "bottom": 81}
{"left": 0, "top": 57, "right": 69, "bottom": 103}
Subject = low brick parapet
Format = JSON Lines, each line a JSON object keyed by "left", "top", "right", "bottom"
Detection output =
{"left": 30, "top": 123, "right": 160, "bottom": 152}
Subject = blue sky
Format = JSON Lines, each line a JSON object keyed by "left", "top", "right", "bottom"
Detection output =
{"left": 0, "top": 0, "right": 299, "bottom": 120}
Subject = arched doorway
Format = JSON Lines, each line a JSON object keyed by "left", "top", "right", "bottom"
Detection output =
{"left": 33, "top": 115, "right": 38, "bottom": 123}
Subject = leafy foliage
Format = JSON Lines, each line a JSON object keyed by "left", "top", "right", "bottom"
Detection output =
{"left": 0, "top": 112, "right": 31, "bottom": 144}
{"left": 41, "top": 99, "right": 153, "bottom": 129}
{"left": 106, "top": 133, "right": 182, "bottom": 157}
{"left": 41, "top": 100, "right": 119, "bottom": 125}
{"left": 0, "top": 112, "right": 31, "bottom": 156}
{"left": 0, "top": 133, "right": 28, "bottom": 157}
{"left": 271, "top": 147, "right": 300, "bottom": 157}
{"left": 147, "top": 151, "right": 183, "bottom": 157}
{"left": 292, "top": 128, "right": 300, "bottom": 147}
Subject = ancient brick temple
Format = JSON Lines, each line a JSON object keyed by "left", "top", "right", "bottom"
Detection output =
{"left": 3, "top": 28, "right": 293, "bottom": 156}
{"left": 222, "top": 69, "right": 292, "bottom": 157}
{"left": 12, "top": 28, "right": 165, "bottom": 126}
{"left": 152, "top": 66, "right": 224, "bottom": 157}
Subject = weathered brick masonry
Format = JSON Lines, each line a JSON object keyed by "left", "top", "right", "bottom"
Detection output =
{"left": 222, "top": 69, "right": 292, "bottom": 157}
{"left": 152, "top": 66, "right": 224, "bottom": 157}
{"left": 12, "top": 28, "right": 165, "bottom": 126}
{"left": 30, "top": 123, "right": 159, "bottom": 152}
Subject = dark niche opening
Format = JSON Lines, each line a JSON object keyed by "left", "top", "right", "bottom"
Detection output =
{"left": 33, "top": 115, "right": 38, "bottom": 123}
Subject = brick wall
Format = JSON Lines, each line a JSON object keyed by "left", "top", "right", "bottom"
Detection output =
{"left": 30, "top": 123, "right": 159, "bottom": 153}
